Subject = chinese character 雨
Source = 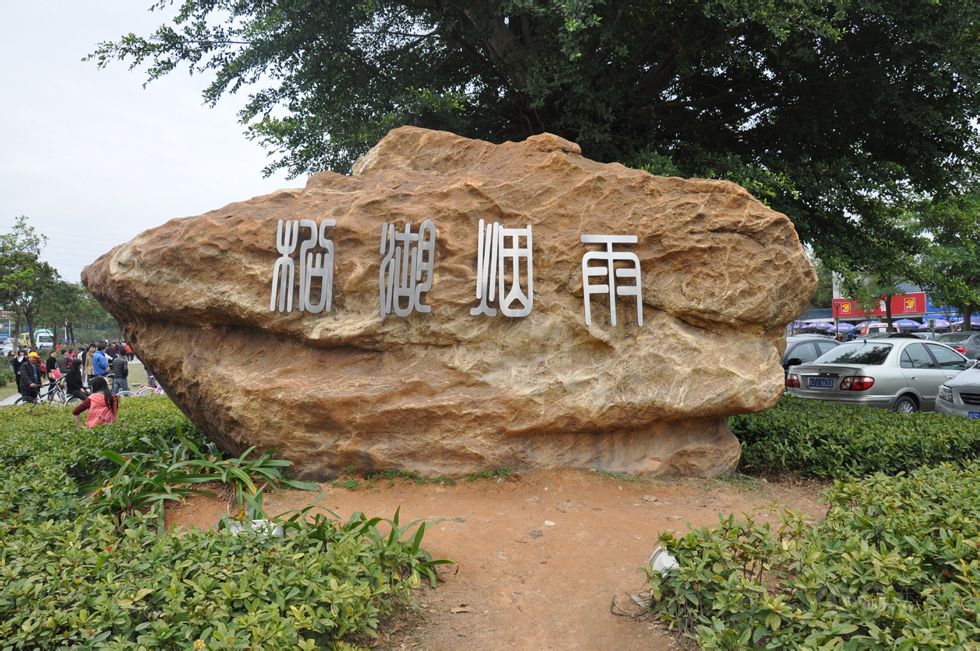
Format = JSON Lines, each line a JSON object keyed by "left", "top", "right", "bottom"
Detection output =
{"left": 379, "top": 219, "right": 436, "bottom": 319}
{"left": 471, "top": 219, "right": 533, "bottom": 318}
{"left": 269, "top": 218, "right": 336, "bottom": 314}
{"left": 580, "top": 234, "right": 643, "bottom": 327}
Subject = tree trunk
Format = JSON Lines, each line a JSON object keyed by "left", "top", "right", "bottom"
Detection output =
{"left": 884, "top": 294, "right": 894, "bottom": 332}
{"left": 963, "top": 307, "right": 974, "bottom": 332}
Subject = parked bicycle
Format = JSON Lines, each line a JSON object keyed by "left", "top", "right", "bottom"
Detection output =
{"left": 116, "top": 381, "right": 166, "bottom": 398}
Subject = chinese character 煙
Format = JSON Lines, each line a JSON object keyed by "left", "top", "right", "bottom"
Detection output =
{"left": 471, "top": 219, "right": 533, "bottom": 317}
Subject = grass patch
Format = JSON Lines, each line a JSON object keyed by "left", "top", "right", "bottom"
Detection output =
{"left": 730, "top": 396, "right": 979, "bottom": 479}
{"left": 649, "top": 461, "right": 979, "bottom": 648}
{"left": 367, "top": 469, "right": 457, "bottom": 486}
{"left": 0, "top": 397, "right": 445, "bottom": 648}
{"left": 465, "top": 467, "right": 514, "bottom": 482}
{"left": 588, "top": 468, "right": 645, "bottom": 483}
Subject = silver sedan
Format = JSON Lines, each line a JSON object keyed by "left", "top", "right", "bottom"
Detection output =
{"left": 785, "top": 338, "right": 972, "bottom": 412}
{"left": 936, "top": 366, "right": 980, "bottom": 419}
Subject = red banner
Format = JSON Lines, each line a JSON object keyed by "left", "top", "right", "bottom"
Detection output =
{"left": 832, "top": 292, "right": 926, "bottom": 319}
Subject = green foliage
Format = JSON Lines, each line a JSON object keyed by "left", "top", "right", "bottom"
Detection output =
{"left": 730, "top": 396, "right": 980, "bottom": 479}
{"left": 464, "top": 467, "right": 514, "bottom": 482}
{"left": 87, "top": 1, "right": 980, "bottom": 272}
{"left": 35, "top": 280, "right": 119, "bottom": 342}
{"left": 648, "top": 462, "right": 980, "bottom": 649}
{"left": 366, "top": 468, "right": 456, "bottom": 486}
{"left": 915, "top": 187, "right": 980, "bottom": 325}
{"left": 0, "top": 366, "right": 13, "bottom": 388}
{"left": 0, "top": 216, "right": 60, "bottom": 338}
{"left": 0, "top": 398, "right": 443, "bottom": 648}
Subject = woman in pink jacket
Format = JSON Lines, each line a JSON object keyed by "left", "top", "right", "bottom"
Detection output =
{"left": 72, "top": 376, "right": 119, "bottom": 427}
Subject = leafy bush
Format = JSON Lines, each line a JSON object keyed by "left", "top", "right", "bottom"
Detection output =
{"left": 730, "top": 396, "right": 980, "bottom": 478}
{"left": 0, "top": 365, "right": 14, "bottom": 388}
{"left": 0, "top": 398, "right": 444, "bottom": 648}
{"left": 648, "top": 462, "right": 980, "bottom": 649}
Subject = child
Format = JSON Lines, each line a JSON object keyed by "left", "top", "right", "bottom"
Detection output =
{"left": 72, "top": 376, "right": 118, "bottom": 427}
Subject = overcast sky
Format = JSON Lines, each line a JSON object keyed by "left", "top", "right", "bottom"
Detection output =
{"left": 0, "top": 2, "right": 297, "bottom": 282}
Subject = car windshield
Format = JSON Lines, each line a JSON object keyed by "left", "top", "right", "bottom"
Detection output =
{"left": 814, "top": 342, "right": 894, "bottom": 365}
{"left": 937, "top": 333, "right": 971, "bottom": 343}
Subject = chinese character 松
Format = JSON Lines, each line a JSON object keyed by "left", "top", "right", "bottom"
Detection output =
{"left": 471, "top": 219, "right": 533, "bottom": 317}
{"left": 269, "top": 218, "right": 337, "bottom": 314}
{"left": 580, "top": 234, "right": 643, "bottom": 327}
{"left": 379, "top": 219, "right": 436, "bottom": 319}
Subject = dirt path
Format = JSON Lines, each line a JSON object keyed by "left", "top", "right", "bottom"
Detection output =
{"left": 168, "top": 470, "right": 828, "bottom": 650}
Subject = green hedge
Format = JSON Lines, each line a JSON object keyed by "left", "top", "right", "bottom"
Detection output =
{"left": 730, "top": 396, "right": 980, "bottom": 479}
{"left": 649, "top": 462, "right": 980, "bottom": 649}
{"left": 0, "top": 398, "right": 442, "bottom": 649}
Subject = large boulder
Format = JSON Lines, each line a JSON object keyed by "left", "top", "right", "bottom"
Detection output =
{"left": 83, "top": 127, "right": 815, "bottom": 479}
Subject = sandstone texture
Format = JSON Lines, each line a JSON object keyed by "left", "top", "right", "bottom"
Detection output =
{"left": 83, "top": 127, "right": 816, "bottom": 479}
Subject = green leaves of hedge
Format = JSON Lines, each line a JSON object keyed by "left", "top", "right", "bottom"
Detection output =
{"left": 0, "top": 398, "right": 442, "bottom": 648}
{"left": 649, "top": 462, "right": 980, "bottom": 649}
{"left": 730, "top": 397, "right": 980, "bottom": 478}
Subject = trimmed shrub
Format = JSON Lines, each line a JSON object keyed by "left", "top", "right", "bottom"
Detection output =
{"left": 648, "top": 462, "right": 980, "bottom": 649}
{"left": 0, "top": 398, "right": 444, "bottom": 648}
{"left": 730, "top": 396, "right": 980, "bottom": 479}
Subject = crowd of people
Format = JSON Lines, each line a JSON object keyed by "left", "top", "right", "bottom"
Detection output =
{"left": 7, "top": 340, "right": 137, "bottom": 427}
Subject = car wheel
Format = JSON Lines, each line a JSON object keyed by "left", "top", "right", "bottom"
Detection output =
{"left": 894, "top": 395, "right": 918, "bottom": 413}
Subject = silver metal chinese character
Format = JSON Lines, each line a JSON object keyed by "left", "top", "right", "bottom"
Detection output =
{"left": 296, "top": 219, "right": 318, "bottom": 312}
{"left": 302, "top": 220, "right": 336, "bottom": 314}
{"left": 580, "top": 234, "right": 643, "bottom": 327}
{"left": 269, "top": 218, "right": 336, "bottom": 314}
{"left": 471, "top": 219, "right": 499, "bottom": 316}
{"left": 471, "top": 219, "right": 533, "bottom": 317}
{"left": 269, "top": 219, "right": 298, "bottom": 312}
{"left": 379, "top": 219, "right": 436, "bottom": 320}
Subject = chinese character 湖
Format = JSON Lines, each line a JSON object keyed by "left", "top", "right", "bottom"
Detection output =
{"left": 379, "top": 219, "right": 437, "bottom": 319}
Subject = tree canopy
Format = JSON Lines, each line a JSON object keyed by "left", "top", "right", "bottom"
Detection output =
{"left": 1, "top": 217, "right": 118, "bottom": 345}
{"left": 914, "top": 188, "right": 980, "bottom": 326}
{"left": 90, "top": 0, "right": 978, "bottom": 269}
{"left": 0, "top": 216, "right": 60, "bottom": 338}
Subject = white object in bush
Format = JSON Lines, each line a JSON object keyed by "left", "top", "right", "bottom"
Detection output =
{"left": 225, "top": 519, "right": 284, "bottom": 538}
{"left": 648, "top": 546, "right": 679, "bottom": 576}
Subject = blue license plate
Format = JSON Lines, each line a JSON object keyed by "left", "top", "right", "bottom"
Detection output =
{"left": 970, "top": 412, "right": 980, "bottom": 419}
{"left": 808, "top": 378, "right": 834, "bottom": 389}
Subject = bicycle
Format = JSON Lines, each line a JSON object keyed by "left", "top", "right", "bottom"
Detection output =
{"left": 126, "top": 382, "right": 166, "bottom": 398}
{"left": 14, "top": 377, "right": 82, "bottom": 406}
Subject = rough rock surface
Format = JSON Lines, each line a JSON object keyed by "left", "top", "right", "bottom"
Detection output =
{"left": 83, "top": 127, "right": 815, "bottom": 479}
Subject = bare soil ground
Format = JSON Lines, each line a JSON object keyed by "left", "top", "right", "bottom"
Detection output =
{"left": 167, "top": 470, "right": 828, "bottom": 650}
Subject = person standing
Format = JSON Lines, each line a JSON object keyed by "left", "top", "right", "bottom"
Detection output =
{"left": 57, "top": 349, "right": 71, "bottom": 375}
{"left": 109, "top": 353, "right": 129, "bottom": 395}
{"left": 11, "top": 349, "right": 26, "bottom": 379}
{"left": 81, "top": 344, "right": 95, "bottom": 386}
{"left": 45, "top": 349, "right": 58, "bottom": 378}
{"left": 45, "top": 349, "right": 60, "bottom": 401}
{"left": 17, "top": 352, "right": 42, "bottom": 403}
{"left": 93, "top": 345, "right": 109, "bottom": 378}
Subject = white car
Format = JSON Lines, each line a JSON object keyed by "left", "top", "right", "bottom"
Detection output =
{"left": 0, "top": 338, "right": 13, "bottom": 355}
{"left": 936, "top": 365, "right": 980, "bottom": 420}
